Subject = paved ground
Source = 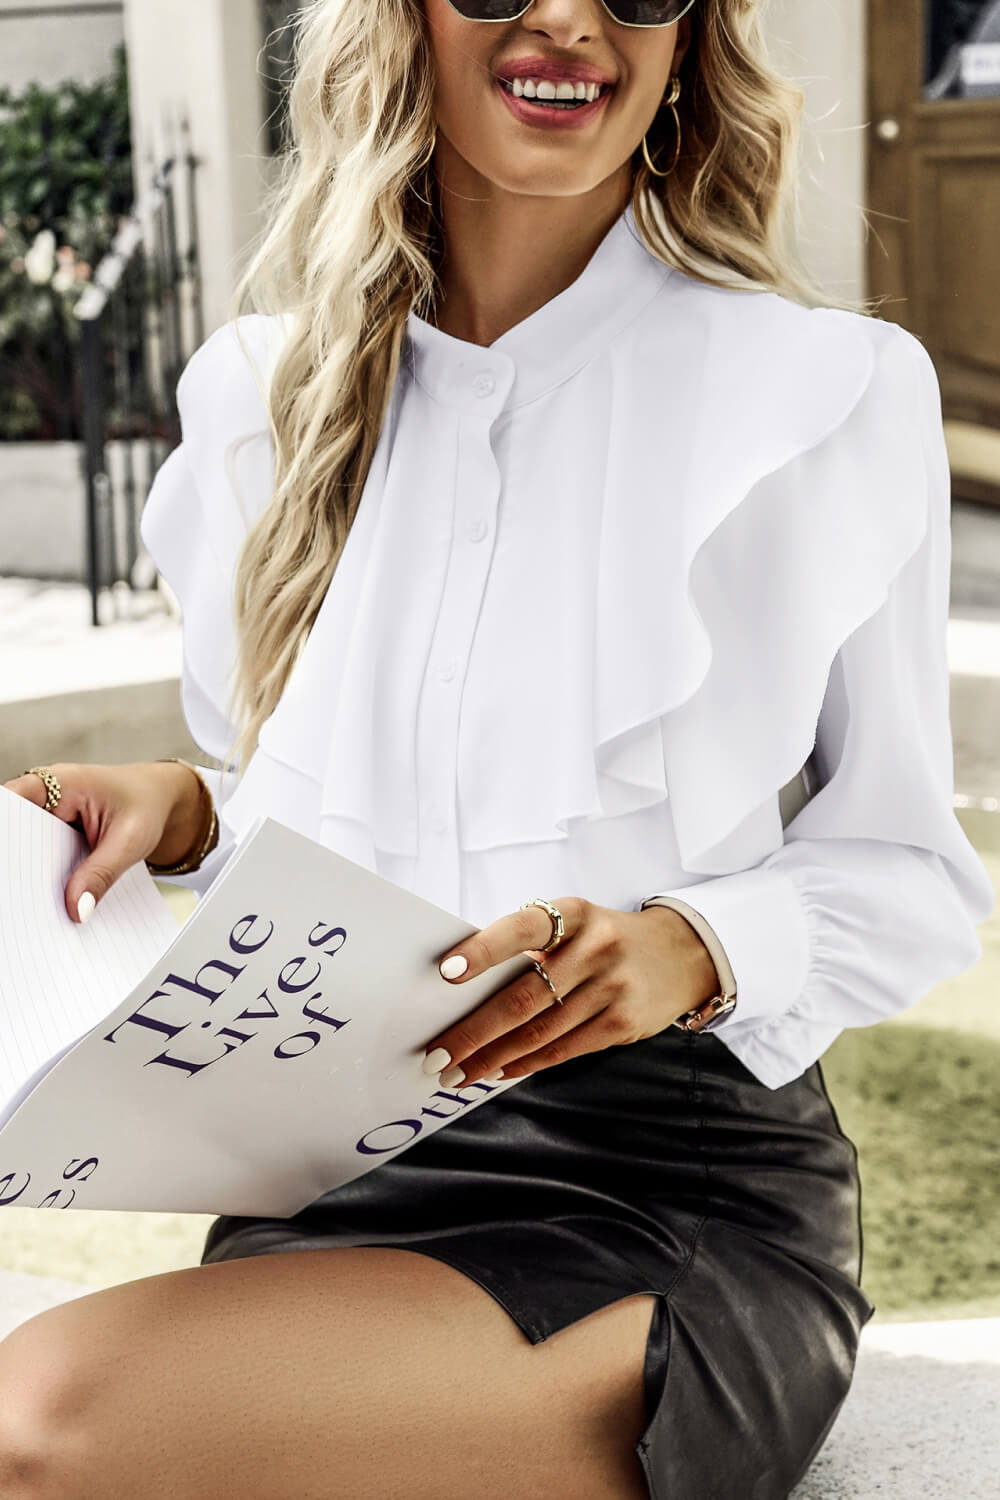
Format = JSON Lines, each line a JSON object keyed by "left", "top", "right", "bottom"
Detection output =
{"left": 0, "top": 576, "right": 180, "bottom": 704}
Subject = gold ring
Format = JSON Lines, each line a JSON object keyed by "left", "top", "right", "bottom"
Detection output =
{"left": 531, "top": 959, "right": 563, "bottom": 1005}
{"left": 23, "top": 766, "right": 62, "bottom": 815}
{"left": 519, "top": 897, "right": 565, "bottom": 952}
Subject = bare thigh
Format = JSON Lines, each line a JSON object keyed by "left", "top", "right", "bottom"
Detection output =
{"left": 0, "top": 1246, "right": 657, "bottom": 1500}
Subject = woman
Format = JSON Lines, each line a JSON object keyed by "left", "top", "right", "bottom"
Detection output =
{"left": 1, "top": 0, "right": 993, "bottom": 1495}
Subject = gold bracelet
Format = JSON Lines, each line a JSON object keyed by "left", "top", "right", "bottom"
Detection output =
{"left": 146, "top": 759, "right": 220, "bottom": 877}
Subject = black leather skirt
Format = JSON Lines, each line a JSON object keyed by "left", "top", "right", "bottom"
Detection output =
{"left": 201, "top": 1024, "right": 875, "bottom": 1500}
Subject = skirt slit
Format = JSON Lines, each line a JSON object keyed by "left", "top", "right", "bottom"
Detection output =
{"left": 201, "top": 1025, "right": 875, "bottom": 1500}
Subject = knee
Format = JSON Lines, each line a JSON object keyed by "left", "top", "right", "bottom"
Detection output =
{"left": 0, "top": 1309, "right": 100, "bottom": 1499}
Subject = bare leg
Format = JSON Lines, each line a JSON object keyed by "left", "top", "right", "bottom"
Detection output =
{"left": 0, "top": 1246, "right": 658, "bottom": 1500}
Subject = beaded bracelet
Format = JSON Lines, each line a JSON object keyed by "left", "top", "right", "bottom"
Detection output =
{"left": 145, "top": 759, "right": 220, "bottom": 877}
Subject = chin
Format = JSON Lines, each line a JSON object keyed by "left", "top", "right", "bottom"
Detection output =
{"left": 476, "top": 159, "right": 610, "bottom": 199}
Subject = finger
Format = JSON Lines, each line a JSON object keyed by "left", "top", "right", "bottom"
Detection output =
{"left": 436, "top": 896, "right": 587, "bottom": 984}
{"left": 4, "top": 768, "right": 84, "bottom": 829}
{"left": 437, "top": 978, "right": 611, "bottom": 1088}
{"left": 425, "top": 947, "right": 580, "bottom": 1080}
{"left": 4, "top": 772, "right": 49, "bottom": 809}
{"left": 466, "top": 1003, "right": 627, "bottom": 1086}
{"left": 64, "top": 815, "right": 145, "bottom": 924}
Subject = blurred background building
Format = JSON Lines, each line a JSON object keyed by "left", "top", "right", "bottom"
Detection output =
{"left": 0, "top": 0, "right": 124, "bottom": 91}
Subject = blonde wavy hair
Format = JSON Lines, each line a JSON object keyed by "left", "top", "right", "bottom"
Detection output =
{"left": 225, "top": 0, "right": 878, "bottom": 777}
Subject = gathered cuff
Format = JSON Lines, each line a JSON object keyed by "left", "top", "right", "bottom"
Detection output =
{"left": 638, "top": 866, "right": 811, "bottom": 1031}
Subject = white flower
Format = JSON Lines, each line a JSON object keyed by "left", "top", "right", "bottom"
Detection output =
{"left": 52, "top": 265, "right": 77, "bottom": 294}
{"left": 24, "top": 228, "right": 57, "bottom": 285}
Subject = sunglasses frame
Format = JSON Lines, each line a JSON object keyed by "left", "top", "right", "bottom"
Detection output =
{"left": 441, "top": 0, "right": 698, "bottom": 29}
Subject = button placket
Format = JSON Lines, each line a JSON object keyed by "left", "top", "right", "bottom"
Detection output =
{"left": 414, "top": 410, "right": 502, "bottom": 912}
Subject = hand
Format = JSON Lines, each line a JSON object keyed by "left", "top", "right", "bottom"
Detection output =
{"left": 3, "top": 761, "right": 204, "bottom": 923}
{"left": 423, "top": 897, "right": 722, "bottom": 1089}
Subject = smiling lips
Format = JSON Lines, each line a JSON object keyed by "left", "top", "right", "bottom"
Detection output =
{"left": 494, "top": 74, "right": 613, "bottom": 127}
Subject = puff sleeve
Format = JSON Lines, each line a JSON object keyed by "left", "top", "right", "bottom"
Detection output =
{"left": 635, "top": 330, "right": 995, "bottom": 1090}
{"left": 139, "top": 317, "right": 282, "bottom": 896}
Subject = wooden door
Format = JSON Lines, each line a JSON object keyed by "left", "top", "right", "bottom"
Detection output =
{"left": 868, "top": 0, "right": 1000, "bottom": 506}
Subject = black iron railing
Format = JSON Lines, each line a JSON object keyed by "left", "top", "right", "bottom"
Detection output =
{"left": 75, "top": 125, "right": 202, "bottom": 627}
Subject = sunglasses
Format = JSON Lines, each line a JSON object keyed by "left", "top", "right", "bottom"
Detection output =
{"left": 442, "top": 0, "right": 698, "bottom": 27}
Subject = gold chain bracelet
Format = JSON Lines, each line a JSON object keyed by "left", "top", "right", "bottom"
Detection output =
{"left": 145, "top": 759, "right": 220, "bottom": 877}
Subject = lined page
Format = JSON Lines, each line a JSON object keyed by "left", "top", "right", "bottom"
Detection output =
{"left": 0, "top": 788, "right": 182, "bottom": 1111}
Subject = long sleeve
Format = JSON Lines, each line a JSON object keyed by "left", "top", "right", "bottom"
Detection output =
{"left": 141, "top": 440, "right": 242, "bottom": 896}
{"left": 139, "top": 318, "right": 283, "bottom": 897}
{"left": 635, "top": 333, "right": 995, "bottom": 1091}
{"left": 153, "top": 762, "right": 240, "bottom": 898}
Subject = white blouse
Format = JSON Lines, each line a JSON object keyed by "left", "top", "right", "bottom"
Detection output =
{"left": 140, "top": 201, "right": 994, "bottom": 1091}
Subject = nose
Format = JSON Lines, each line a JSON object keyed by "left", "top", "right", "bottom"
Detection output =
{"left": 518, "top": 0, "right": 605, "bottom": 45}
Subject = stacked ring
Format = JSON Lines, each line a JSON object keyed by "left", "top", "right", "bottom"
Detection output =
{"left": 531, "top": 959, "right": 563, "bottom": 1005}
{"left": 519, "top": 896, "right": 565, "bottom": 952}
{"left": 520, "top": 897, "right": 566, "bottom": 1004}
{"left": 23, "top": 766, "right": 63, "bottom": 814}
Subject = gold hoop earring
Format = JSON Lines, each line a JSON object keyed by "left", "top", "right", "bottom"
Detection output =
{"left": 640, "top": 74, "right": 682, "bottom": 180}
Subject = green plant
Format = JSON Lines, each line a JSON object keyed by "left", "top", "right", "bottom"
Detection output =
{"left": 0, "top": 42, "right": 133, "bottom": 441}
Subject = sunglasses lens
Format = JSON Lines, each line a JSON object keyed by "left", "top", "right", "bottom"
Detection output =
{"left": 605, "top": 0, "right": 692, "bottom": 19}
{"left": 446, "top": 0, "right": 691, "bottom": 23}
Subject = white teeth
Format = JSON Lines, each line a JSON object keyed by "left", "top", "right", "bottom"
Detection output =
{"left": 502, "top": 76, "right": 607, "bottom": 103}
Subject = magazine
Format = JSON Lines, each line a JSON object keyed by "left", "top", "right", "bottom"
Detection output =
{"left": 0, "top": 787, "right": 531, "bottom": 1217}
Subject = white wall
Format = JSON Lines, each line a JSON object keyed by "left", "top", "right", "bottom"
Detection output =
{"left": 122, "top": 0, "right": 269, "bottom": 337}
{"left": 0, "top": 0, "right": 123, "bottom": 92}
{"left": 763, "top": 0, "right": 868, "bottom": 301}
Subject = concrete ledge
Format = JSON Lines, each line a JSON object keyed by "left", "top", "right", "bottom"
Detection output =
{"left": 791, "top": 1317, "right": 1000, "bottom": 1499}
{"left": 0, "top": 678, "right": 203, "bottom": 784}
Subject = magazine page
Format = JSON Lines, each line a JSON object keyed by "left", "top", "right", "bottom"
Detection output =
{"left": 0, "top": 786, "right": 184, "bottom": 1118}
{"left": 0, "top": 815, "right": 531, "bottom": 1218}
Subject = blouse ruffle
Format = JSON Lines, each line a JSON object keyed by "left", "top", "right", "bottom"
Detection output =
{"left": 142, "top": 267, "right": 939, "bottom": 891}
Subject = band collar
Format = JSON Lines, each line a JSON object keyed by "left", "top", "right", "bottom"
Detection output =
{"left": 403, "top": 200, "right": 673, "bottom": 415}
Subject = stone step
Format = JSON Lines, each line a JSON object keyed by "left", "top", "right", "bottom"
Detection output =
{"left": 791, "top": 1316, "right": 1000, "bottom": 1499}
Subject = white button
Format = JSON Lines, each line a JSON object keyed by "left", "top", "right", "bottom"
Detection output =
{"left": 430, "top": 812, "right": 448, "bottom": 834}
{"left": 469, "top": 518, "right": 488, "bottom": 543}
{"left": 438, "top": 658, "right": 458, "bottom": 682}
{"left": 472, "top": 371, "right": 495, "bottom": 398}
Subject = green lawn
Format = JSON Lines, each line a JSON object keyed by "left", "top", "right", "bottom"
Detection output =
{"left": 3, "top": 832, "right": 999, "bottom": 1326}
{"left": 820, "top": 836, "right": 1000, "bottom": 1323}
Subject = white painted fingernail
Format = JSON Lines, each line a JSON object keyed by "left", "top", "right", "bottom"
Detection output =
{"left": 423, "top": 1047, "right": 452, "bottom": 1076}
{"left": 439, "top": 954, "right": 468, "bottom": 980}
{"left": 440, "top": 1066, "right": 466, "bottom": 1088}
{"left": 77, "top": 891, "right": 96, "bottom": 925}
{"left": 482, "top": 1069, "right": 505, "bottom": 1083}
